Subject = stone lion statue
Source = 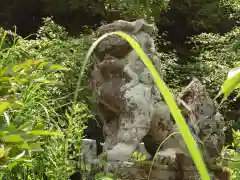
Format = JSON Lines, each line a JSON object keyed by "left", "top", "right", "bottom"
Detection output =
{"left": 89, "top": 19, "right": 226, "bottom": 178}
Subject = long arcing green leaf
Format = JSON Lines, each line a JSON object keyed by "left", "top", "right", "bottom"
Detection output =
{"left": 74, "top": 31, "right": 210, "bottom": 180}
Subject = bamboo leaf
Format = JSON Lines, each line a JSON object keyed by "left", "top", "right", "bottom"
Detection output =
{"left": 0, "top": 101, "right": 11, "bottom": 115}
{"left": 47, "top": 64, "right": 70, "bottom": 71}
{"left": 13, "top": 59, "right": 43, "bottom": 72}
{"left": 0, "top": 31, "right": 7, "bottom": 50}
{"left": 7, "top": 161, "right": 18, "bottom": 169}
{"left": 42, "top": 63, "right": 70, "bottom": 71}
{"left": 0, "top": 148, "right": 5, "bottom": 159}
{"left": 30, "top": 130, "right": 60, "bottom": 136}
{"left": 3, "top": 134, "right": 24, "bottom": 143}
{"left": 216, "top": 67, "right": 240, "bottom": 100}
{"left": 33, "top": 77, "right": 57, "bottom": 84}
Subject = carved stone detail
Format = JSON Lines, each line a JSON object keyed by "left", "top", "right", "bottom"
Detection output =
{"left": 88, "top": 19, "right": 227, "bottom": 179}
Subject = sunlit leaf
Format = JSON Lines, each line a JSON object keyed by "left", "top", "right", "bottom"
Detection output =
{"left": 0, "top": 101, "right": 11, "bottom": 115}
{"left": 47, "top": 64, "right": 70, "bottom": 71}
{"left": 12, "top": 151, "right": 25, "bottom": 160}
{"left": 21, "top": 161, "right": 33, "bottom": 167}
{"left": 97, "top": 177, "right": 114, "bottom": 180}
{"left": 0, "top": 31, "right": 7, "bottom": 50}
{"left": 6, "top": 124, "right": 17, "bottom": 131}
{"left": 216, "top": 67, "right": 240, "bottom": 100}
{"left": 0, "top": 77, "right": 28, "bottom": 83}
{"left": 30, "top": 130, "right": 60, "bottom": 136}
{"left": 3, "top": 134, "right": 24, "bottom": 143}
{"left": 19, "top": 143, "right": 30, "bottom": 150}
{"left": 0, "top": 77, "right": 12, "bottom": 82}
{"left": 0, "top": 131, "right": 8, "bottom": 137}
{"left": 33, "top": 77, "right": 57, "bottom": 84}
{"left": 29, "top": 143, "right": 44, "bottom": 152}
{"left": 0, "top": 148, "right": 5, "bottom": 159}
{"left": 7, "top": 161, "right": 18, "bottom": 169}
{"left": 42, "top": 63, "right": 70, "bottom": 71}
{"left": 7, "top": 158, "right": 33, "bottom": 169}
{"left": 13, "top": 59, "right": 43, "bottom": 72}
{"left": 12, "top": 101, "right": 23, "bottom": 109}
{"left": 228, "top": 67, "right": 240, "bottom": 79}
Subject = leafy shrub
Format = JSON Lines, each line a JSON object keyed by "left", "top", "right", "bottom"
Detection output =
{"left": 103, "top": 0, "right": 170, "bottom": 22}
{"left": 164, "top": 26, "right": 240, "bottom": 97}
{"left": 0, "top": 17, "right": 94, "bottom": 179}
{"left": 216, "top": 67, "right": 240, "bottom": 179}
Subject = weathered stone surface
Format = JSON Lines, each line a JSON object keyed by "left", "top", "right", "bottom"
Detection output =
{"left": 177, "top": 78, "right": 225, "bottom": 160}
{"left": 80, "top": 139, "right": 97, "bottom": 162}
{"left": 89, "top": 19, "right": 228, "bottom": 179}
{"left": 80, "top": 139, "right": 229, "bottom": 180}
{"left": 95, "top": 19, "right": 155, "bottom": 59}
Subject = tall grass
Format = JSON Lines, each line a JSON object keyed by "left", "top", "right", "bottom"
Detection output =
{"left": 0, "top": 20, "right": 93, "bottom": 179}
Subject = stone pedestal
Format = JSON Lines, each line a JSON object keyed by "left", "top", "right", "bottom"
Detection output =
{"left": 80, "top": 139, "right": 229, "bottom": 180}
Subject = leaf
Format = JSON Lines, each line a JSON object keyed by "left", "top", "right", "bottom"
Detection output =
{"left": 0, "top": 131, "right": 8, "bottom": 138}
{"left": 33, "top": 77, "right": 57, "bottom": 84}
{"left": 0, "top": 101, "right": 11, "bottom": 115}
{"left": 43, "top": 63, "right": 70, "bottom": 71}
{"left": 0, "top": 31, "right": 7, "bottom": 50}
{"left": 47, "top": 64, "right": 70, "bottom": 71}
{"left": 0, "top": 148, "right": 5, "bottom": 159}
{"left": 228, "top": 67, "right": 240, "bottom": 79}
{"left": 7, "top": 161, "right": 18, "bottom": 169}
{"left": 65, "top": 112, "right": 72, "bottom": 127}
{"left": 18, "top": 143, "right": 43, "bottom": 152}
{"left": 97, "top": 177, "right": 114, "bottom": 180}
{"left": 3, "top": 134, "right": 24, "bottom": 143}
{"left": 216, "top": 67, "right": 240, "bottom": 100}
{"left": 19, "top": 143, "right": 30, "bottom": 149}
{"left": 30, "top": 130, "right": 60, "bottom": 136}
{"left": 12, "top": 151, "right": 25, "bottom": 160}
{"left": 12, "top": 101, "right": 23, "bottom": 109}
{"left": 13, "top": 59, "right": 43, "bottom": 72}
{"left": 29, "top": 144, "right": 44, "bottom": 152}
{"left": 7, "top": 158, "right": 33, "bottom": 169}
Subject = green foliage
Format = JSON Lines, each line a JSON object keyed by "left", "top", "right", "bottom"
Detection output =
{"left": 193, "top": 27, "right": 239, "bottom": 95}
{"left": 104, "top": 0, "right": 170, "bottom": 22}
{"left": 216, "top": 67, "right": 240, "bottom": 103}
{"left": 95, "top": 172, "right": 117, "bottom": 180}
{"left": 41, "top": 0, "right": 104, "bottom": 15}
{"left": 189, "top": 0, "right": 237, "bottom": 31}
{"left": 220, "top": 0, "right": 240, "bottom": 22}
{"left": 166, "top": 27, "right": 240, "bottom": 97}
{"left": 160, "top": 0, "right": 238, "bottom": 33}
{"left": 0, "top": 18, "right": 94, "bottom": 179}
{"left": 131, "top": 151, "right": 147, "bottom": 161}
{"left": 216, "top": 68, "right": 240, "bottom": 180}
{"left": 0, "top": 0, "right": 239, "bottom": 177}
{"left": 219, "top": 128, "right": 240, "bottom": 180}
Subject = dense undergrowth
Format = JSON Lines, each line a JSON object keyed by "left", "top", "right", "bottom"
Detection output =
{"left": 0, "top": 18, "right": 95, "bottom": 179}
{"left": 0, "top": 2, "right": 239, "bottom": 178}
